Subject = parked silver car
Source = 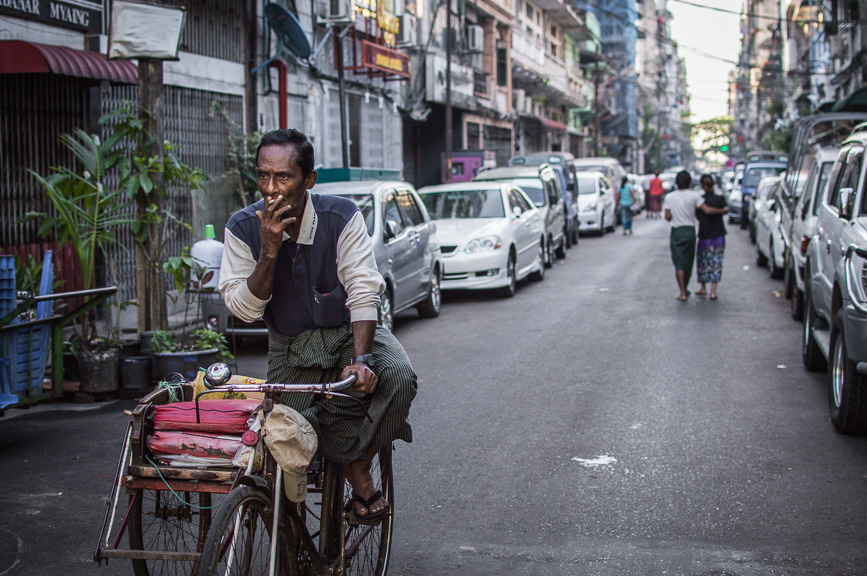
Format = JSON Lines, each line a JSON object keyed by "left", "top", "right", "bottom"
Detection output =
{"left": 803, "top": 126, "right": 867, "bottom": 433}
{"left": 203, "top": 180, "right": 442, "bottom": 335}
{"left": 784, "top": 148, "right": 838, "bottom": 320}
{"left": 753, "top": 180, "right": 786, "bottom": 279}
{"left": 474, "top": 164, "right": 568, "bottom": 267}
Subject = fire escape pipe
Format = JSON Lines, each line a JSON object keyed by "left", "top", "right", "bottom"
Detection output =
{"left": 268, "top": 58, "right": 288, "bottom": 129}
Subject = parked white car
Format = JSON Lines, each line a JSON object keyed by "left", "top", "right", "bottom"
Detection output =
{"left": 417, "top": 182, "right": 545, "bottom": 297}
{"left": 785, "top": 148, "right": 838, "bottom": 320}
{"left": 748, "top": 175, "right": 781, "bottom": 244}
{"left": 754, "top": 181, "right": 786, "bottom": 279}
{"left": 576, "top": 172, "right": 617, "bottom": 235}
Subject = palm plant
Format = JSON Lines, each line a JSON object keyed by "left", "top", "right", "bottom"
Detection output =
{"left": 28, "top": 129, "right": 134, "bottom": 347}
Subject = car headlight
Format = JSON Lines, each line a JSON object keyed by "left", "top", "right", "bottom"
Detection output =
{"left": 581, "top": 202, "right": 597, "bottom": 212}
{"left": 464, "top": 235, "right": 502, "bottom": 253}
{"left": 845, "top": 247, "right": 867, "bottom": 307}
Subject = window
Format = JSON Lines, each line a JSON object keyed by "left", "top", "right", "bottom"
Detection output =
{"left": 508, "top": 189, "right": 524, "bottom": 216}
{"left": 419, "top": 189, "right": 505, "bottom": 219}
{"left": 830, "top": 147, "right": 862, "bottom": 212}
{"left": 513, "top": 188, "right": 533, "bottom": 212}
{"left": 813, "top": 161, "right": 834, "bottom": 216}
{"left": 496, "top": 43, "right": 507, "bottom": 87}
{"left": 545, "top": 177, "right": 560, "bottom": 206}
{"left": 397, "top": 191, "right": 425, "bottom": 226}
{"left": 384, "top": 194, "right": 406, "bottom": 235}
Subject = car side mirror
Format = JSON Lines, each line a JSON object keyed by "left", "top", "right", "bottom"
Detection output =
{"left": 767, "top": 199, "right": 777, "bottom": 211}
{"left": 840, "top": 187, "right": 856, "bottom": 219}
{"left": 512, "top": 206, "right": 523, "bottom": 219}
{"left": 385, "top": 220, "right": 400, "bottom": 239}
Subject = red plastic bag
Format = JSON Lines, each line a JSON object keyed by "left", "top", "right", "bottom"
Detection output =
{"left": 153, "top": 399, "right": 260, "bottom": 434}
{"left": 149, "top": 430, "right": 242, "bottom": 459}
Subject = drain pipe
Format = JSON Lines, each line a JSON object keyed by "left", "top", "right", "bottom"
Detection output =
{"left": 268, "top": 58, "right": 288, "bottom": 129}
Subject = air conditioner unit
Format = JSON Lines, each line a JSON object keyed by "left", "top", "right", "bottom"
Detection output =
{"left": 466, "top": 25, "right": 484, "bottom": 52}
{"left": 397, "top": 13, "right": 416, "bottom": 46}
{"left": 318, "top": 0, "right": 353, "bottom": 23}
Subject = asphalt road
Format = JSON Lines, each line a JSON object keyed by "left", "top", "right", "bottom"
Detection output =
{"left": 1, "top": 213, "right": 866, "bottom": 575}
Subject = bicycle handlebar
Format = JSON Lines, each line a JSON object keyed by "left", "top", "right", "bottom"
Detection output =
{"left": 200, "top": 362, "right": 358, "bottom": 395}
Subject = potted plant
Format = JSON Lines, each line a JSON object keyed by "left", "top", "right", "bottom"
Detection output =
{"left": 149, "top": 250, "right": 233, "bottom": 381}
{"left": 27, "top": 127, "right": 135, "bottom": 394}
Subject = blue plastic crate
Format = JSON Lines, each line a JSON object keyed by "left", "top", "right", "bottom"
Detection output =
{"left": 7, "top": 326, "right": 50, "bottom": 394}
{"left": 0, "top": 255, "right": 15, "bottom": 320}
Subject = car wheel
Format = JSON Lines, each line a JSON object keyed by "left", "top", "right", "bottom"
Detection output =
{"left": 496, "top": 252, "right": 517, "bottom": 298}
{"left": 529, "top": 243, "right": 545, "bottom": 282}
{"left": 564, "top": 225, "right": 572, "bottom": 249}
{"left": 416, "top": 268, "right": 441, "bottom": 318}
{"left": 791, "top": 287, "right": 804, "bottom": 322}
{"left": 571, "top": 226, "right": 579, "bottom": 245}
{"left": 379, "top": 288, "right": 394, "bottom": 332}
{"left": 598, "top": 211, "right": 606, "bottom": 236}
{"left": 829, "top": 309, "right": 867, "bottom": 434}
{"left": 783, "top": 254, "right": 794, "bottom": 299}
{"left": 555, "top": 235, "right": 567, "bottom": 259}
{"left": 768, "top": 240, "right": 783, "bottom": 279}
{"left": 749, "top": 222, "right": 757, "bottom": 244}
{"left": 755, "top": 243, "right": 768, "bottom": 267}
{"left": 802, "top": 282, "right": 828, "bottom": 371}
{"left": 545, "top": 236, "right": 555, "bottom": 268}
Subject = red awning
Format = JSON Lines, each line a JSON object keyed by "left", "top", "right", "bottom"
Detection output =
{"left": 0, "top": 41, "right": 138, "bottom": 84}
{"left": 539, "top": 117, "right": 568, "bottom": 132}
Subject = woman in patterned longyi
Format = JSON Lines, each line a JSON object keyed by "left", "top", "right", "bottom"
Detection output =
{"left": 695, "top": 174, "right": 727, "bottom": 300}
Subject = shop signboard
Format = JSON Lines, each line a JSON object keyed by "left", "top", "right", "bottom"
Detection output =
{"left": 425, "top": 53, "right": 475, "bottom": 109}
{"left": 0, "top": 0, "right": 103, "bottom": 34}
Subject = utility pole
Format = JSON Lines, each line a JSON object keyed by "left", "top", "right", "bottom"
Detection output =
{"left": 445, "top": 1, "right": 453, "bottom": 183}
{"left": 593, "top": 67, "right": 600, "bottom": 156}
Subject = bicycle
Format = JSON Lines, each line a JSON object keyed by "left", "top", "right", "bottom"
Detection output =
{"left": 195, "top": 363, "right": 394, "bottom": 576}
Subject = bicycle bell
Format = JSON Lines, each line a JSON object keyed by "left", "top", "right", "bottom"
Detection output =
{"left": 204, "top": 362, "right": 232, "bottom": 388}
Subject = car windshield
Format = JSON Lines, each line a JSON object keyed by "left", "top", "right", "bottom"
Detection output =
{"left": 419, "top": 189, "right": 505, "bottom": 219}
{"left": 336, "top": 194, "right": 375, "bottom": 236}
{"left": 574, "top": 165, "right": 607, "bottom": 174}
{"left": 576, "top": 177, "right": 598, "bottom": 195}
{"left": 744, "top": 167, "right": 782, "bottom": 188}
{"left": 508, "top": 178, "right": 545, "bottom": 206}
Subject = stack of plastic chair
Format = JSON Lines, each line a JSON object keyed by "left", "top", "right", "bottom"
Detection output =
{"left": 0, "top": 251, "right": 54, "bottom": 408}
{"left": 0, "top": 256, "right": 17, "bottom": 410}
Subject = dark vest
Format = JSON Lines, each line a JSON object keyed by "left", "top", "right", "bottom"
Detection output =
{"left": 225, "top": 194, "right": 359, "bottom": 337}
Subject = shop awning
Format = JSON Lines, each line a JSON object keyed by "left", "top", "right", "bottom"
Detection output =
{"left": 0, "top": 41, "right": 138, "bottom": 84}
{"left": 539, "top": 117, "right": 568, "bottom": 131}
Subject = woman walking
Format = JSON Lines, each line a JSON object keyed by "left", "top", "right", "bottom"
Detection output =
{"left": 648, "top": 172, "right": 665, "bottom": 218}
{"left": 619, "top": 176, "right": 635, "bottom": 235}
{"left": 695, "top": 174, "right": 727, "bottom": 300}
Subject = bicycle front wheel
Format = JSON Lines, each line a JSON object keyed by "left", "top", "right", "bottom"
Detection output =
{"left": 341, "top": 446, "right": 394, "bottom": 576}
{"left": 197, "top": 487, "right": 277, "bottom": 576}
{"left": 128, "top": 488, "right": 212, "bottom": 576}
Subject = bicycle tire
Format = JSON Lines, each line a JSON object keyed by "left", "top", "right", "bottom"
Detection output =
{"left": 128, "top": 488, "right": 211, "bottom": 576}
{"left": 340, "top": 446, "right": 395, "bottom": 576}
{"left": 197, "top": 487, "right": 277, "bottom": 576}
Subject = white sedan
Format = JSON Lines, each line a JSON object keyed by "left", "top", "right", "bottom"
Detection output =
{"left": 576, "top": 172, "right": 617, "bottom": 235}
{"left": 754, "top": 182, "right": 787, "bottom": 279}
{"left": 416, "top": 182, "right": 545, "bottom": 297}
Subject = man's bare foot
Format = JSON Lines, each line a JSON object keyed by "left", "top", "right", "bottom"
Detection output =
{"left": 345, "top": 446, "right": 388, "bottom": 517}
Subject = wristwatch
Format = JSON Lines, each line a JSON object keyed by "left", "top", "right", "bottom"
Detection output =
{"left": 351, "top": 354, "right": 373, "bottom": 367}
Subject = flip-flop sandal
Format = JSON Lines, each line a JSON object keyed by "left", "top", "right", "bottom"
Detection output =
{"left": 709, "top": 295, "right": 718, "bottom": 301}
{"left": 346, "top": 490, "right": 389, "bottom": 524}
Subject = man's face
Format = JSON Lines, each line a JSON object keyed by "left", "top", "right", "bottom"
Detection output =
{"left": 256, "top": 143, "right": 314, "bottom": 215}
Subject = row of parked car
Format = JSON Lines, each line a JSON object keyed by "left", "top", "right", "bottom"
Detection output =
{"left": 203, "top": 154, "right": 630, "bottom": 333}
{"left": 722, "top": 115, "right": 867, "bottom": 435}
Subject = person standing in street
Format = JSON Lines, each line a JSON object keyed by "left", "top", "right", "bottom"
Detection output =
{"left": 695, "top": 174, "right": 727, "bottom": 300}
{"left": 648, "top": 171, "right": 664, "bottom": 218}
{"left": 663, "top": 171, "right": 729, "bottom": 301}
{"left": 619, "top": 176, "right": 635, "bottom": 235}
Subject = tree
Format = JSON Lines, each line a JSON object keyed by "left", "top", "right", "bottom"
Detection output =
{"left": 692, "top": 116, "right": 734, "bottom": 154}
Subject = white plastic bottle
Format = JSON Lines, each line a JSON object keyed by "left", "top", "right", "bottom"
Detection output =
{"left": 190, "top": 224, "right": 224, "bottom": 290}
